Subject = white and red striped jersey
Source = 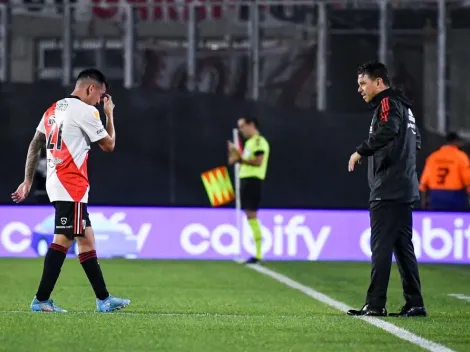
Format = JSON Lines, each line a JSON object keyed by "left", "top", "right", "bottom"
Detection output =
{"left": 36, "top": 96, "right": 109, "bottom": 203}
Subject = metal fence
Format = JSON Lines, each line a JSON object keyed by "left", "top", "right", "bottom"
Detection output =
{"left": 0, "top": 0, "right": 466, "bottom": 135}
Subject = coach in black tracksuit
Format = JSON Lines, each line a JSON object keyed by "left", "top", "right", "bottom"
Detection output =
{"left": 347, "top": 61, "right": 426, "bottom": 318}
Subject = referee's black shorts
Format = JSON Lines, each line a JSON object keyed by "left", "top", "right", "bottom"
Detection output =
{"left": 240, "top": 177, "right": 263, "bottom": 211}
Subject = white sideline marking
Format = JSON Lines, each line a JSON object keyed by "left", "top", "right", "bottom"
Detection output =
{"left": 243, "top": 263, "right": 455, "bottom": 352}
{"left": 0, "top": 310, "right": 305, "bottom": 319}
{"left": 448, "top": 293, "right": 470, "bottom": 302}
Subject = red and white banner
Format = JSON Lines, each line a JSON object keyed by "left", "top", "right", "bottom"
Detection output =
{"left": 7, "top": 0, "right": 316, "bottom": 26}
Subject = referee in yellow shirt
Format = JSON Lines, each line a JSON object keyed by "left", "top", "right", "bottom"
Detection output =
{"left": 228, "top": 116, "right": 270, "bottom": 264}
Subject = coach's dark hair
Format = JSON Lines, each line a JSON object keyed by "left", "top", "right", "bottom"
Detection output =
{"left": 357, "top": 61, "right": 390, "bottom": 86}
{"left": 240, "top": 115, "right": 259, "bottom": 128}
{"left": 76, "top": 68, "right": 109, "bottom": 89}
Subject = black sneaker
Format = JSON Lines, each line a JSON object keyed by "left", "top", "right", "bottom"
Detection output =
{"left": 244, "top": 257, "right": 261, "bottom": 264}
{"left": 347, "top": 304, "right": 387, "bottom": 317}
{"left": 389, "top": 305, "right": 427, "bottom": 317}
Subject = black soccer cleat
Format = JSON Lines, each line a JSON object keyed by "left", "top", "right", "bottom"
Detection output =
{"left": 388, "top": 305, "right": 427, "bottom": 317}
{"left": 347, "top": 304, "right": 387, "bottom": 317}
{"left": 244, "top": 257, "right": 261, "bottom": 264}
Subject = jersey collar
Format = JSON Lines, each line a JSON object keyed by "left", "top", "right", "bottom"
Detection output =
{"left": 368, "top": 88, "right": 392, "bottom": 109}
{"left": 441, "top": 144, "right": 460, "bottom": 151}
{"left": 69, "top": 95, "right": 81, "bottom": 101}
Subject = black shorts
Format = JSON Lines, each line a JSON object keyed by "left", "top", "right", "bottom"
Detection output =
{"left": 240, "top": 177, "right": 263, "bottom": 211}
{"left": 53, "top": 201, "right": 92, "bottom": 240}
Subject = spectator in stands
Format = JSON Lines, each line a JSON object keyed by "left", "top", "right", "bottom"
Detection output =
{"left": 419, "top": 132, "right": 470, "bottom": 211}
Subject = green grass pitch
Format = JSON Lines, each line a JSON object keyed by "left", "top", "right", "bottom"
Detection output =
{"left": 0, "top": 259, "right": 469, "bottom": 351}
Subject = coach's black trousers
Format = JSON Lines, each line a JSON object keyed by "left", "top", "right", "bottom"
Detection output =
{"left": 366, "top": 201, "right": 424, "bottom": 309}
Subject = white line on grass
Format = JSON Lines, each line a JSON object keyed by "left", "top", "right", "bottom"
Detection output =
{"left": 448, "top": 293, "right": 470, "bottom": 302}
{"left": 242, "top": 262, "right": 455, "bottom": 352}
{"left": 0, "top": 310, "right": 307, "bottom": 319}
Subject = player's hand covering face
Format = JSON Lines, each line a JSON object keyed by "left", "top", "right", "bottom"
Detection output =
{"left": 102, "top": 94, "right": 115, "bottom": 117}
{"left": 85, "top": 83, "right": 107, "bottom": 106}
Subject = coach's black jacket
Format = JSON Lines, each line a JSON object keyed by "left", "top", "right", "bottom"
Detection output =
{"left": 356, "top": 88, "right": 421, "bottom": 203}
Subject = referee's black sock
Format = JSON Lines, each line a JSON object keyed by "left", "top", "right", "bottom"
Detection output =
{"left": 79, "top": 250, "right": 109, "bottom": 300}
{"left": 36, "top": 243, "right": 68, "bottom": 301}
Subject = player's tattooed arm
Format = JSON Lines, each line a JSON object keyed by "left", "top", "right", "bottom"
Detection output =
{"left": 24, "top": 131, "right": 46, "bottom": 183}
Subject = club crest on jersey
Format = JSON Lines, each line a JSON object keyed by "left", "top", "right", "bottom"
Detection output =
{"left": 60, "top": 217, "right": 67, "bottom": 225}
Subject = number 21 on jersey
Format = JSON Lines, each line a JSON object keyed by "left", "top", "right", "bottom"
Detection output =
{"left": 46, "top": 117, "right": 64, "bottom": 151}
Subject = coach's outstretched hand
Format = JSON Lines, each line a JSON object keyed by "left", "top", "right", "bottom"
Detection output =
{"left": 11, "top": 181, "right": 32, "bottom": 203}
{"left": 348, "top": 152, "right": 362, "bottom": 172}
{"left": 103, "top": 94, "right": 115, "bottom": 117}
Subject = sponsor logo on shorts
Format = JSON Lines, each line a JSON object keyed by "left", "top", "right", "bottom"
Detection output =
{"left": 60, "top": 217, "right": 67, "bottom": 225}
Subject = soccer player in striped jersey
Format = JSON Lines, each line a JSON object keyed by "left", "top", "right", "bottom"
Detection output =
{"left": 12, "top": 69, "right": 130, "bottom": 313}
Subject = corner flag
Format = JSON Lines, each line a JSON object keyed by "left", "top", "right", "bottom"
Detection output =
{"left": 201, "top": 166, "right": 235, "bottom": 206}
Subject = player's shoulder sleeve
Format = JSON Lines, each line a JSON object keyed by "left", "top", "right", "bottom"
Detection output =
{"left": 457, "top": 151, "right": 470, "bottom": 187}
{"left": 36, "top": 102, "right": 57, "bottom": 135}
{"left": 253, "top": 135, "right": 269, "bottom": 154}
{"left": 76, "top": 105, "right": 108, "bottom": 143}
{"left": 36, "top": 113, "right": 46, "bottom": 134}
{"left": 457, "top": 150, "right": 470, "bottom": 166}
{"left": 357, "top": 97, "right": 400, "bottom": 157}
{"left": 261, "top": 136, "right": 270, "bottom": 150}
